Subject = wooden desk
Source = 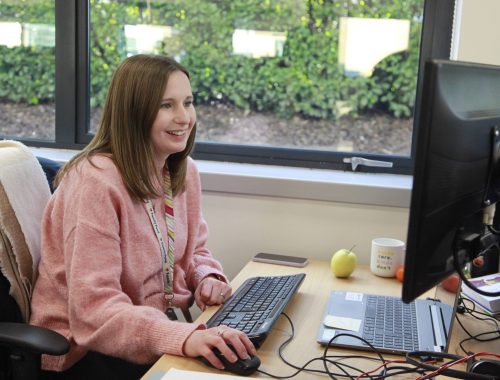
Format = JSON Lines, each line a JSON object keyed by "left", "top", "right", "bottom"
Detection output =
{"left": 143, "top": 260, "right": 498, "bottom": 379}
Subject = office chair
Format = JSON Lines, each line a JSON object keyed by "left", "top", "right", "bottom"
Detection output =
{"left": 0, "top": 141, "right": 69, "bottom": 380}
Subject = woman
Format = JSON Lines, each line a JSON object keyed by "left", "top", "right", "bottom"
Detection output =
{"left": 31, "top": 54, "right": 255, "bottom": 379}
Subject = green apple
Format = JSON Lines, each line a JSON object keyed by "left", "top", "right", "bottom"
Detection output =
{"left": 330, "top": 248, "right": 357, "bottom": 278}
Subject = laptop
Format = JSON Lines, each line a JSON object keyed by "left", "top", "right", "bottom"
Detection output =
{"left": 316, "top": 284, "right": 458, "bottom": 355}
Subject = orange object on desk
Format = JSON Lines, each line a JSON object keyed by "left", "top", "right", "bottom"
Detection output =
{"left": 396, "top": 265, "right": 404, "bottom": 283}
{"left": 441, "top": 274, "right": 460, "bottom": 293}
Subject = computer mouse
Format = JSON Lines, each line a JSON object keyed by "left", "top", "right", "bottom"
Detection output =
{"left": 199, "top": 346, "right": 261, "bottom": 376}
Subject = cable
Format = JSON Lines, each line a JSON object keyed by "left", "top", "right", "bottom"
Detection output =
{"left": 256, "top": 313, "right": 361, "bottom": 379}
{"left": 257, "top": 313, "right": 425, "bottom": 379}
{"left": 487, "top": 224, "right": 500, "bottom": 235}
{"left": 456, "top": 314, "right": 500, "bottom": 343}
{"left": 455, "top": 296, "right": 500, "bottom": 355}
{"left": 460, "top": 296, "right": 500, "bottom": 327}
{"left": 460, "top": 296, "right": 500, "bottom": 322}
{"left": 353, "top": 358, "right": 406, "bottom": 380}
{"left": 406, "top": 351, "right": 500, "bottom": 379}
{"left": 323, "top": 333, "right": 387, "bottom": 379}
{"left": 255, "top": 313, "right": 353, "bottom": 379}
{"left": 257, "top": 312, "right": 499, "bottom": 379}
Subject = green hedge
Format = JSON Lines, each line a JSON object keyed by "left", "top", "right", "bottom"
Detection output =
{"left": 0, "top": 46, "right": 55, "bottom": 105}
{"left": 0, "top": 0, "right": 422, "bottom": 118}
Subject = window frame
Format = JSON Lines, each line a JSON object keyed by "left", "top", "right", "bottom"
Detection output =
{"left": 10, "top": 0, "right": 455, "bottom": 175}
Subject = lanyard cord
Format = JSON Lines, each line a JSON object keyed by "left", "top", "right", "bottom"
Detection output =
{"left": 144, "top": 168, "right": 175, "bottom": 306}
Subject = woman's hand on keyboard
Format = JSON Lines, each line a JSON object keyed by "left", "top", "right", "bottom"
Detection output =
{"left": 195, "top": 276, "right": 232, "bottom": 311}
{"left": 183, "top": 326, "right": 256, "bottom": 369}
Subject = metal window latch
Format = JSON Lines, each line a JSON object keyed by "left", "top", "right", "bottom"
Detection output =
{"left": 343, "top": 156, "right": 394, "bottom": 171}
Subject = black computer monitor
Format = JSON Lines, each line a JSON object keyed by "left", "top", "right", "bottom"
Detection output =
{"left": 402, "top": 59, "right": 500, "bottom": 303}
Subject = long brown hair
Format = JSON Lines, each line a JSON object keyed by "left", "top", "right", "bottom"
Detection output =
{"left": 55, "top": 54, "right": 196, "bottom": 199}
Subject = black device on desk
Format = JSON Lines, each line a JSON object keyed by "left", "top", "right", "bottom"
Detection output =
{"left": 198, "top": 345, "right": 261, "bottom": 376}
{"left": 206, "top": 273, "right": 306, "bottom": 347}
{"left": 468, "top": 358, "right": 500, "bottom": 377}
{"left": 252, "top": 252, "right": 309, "bottom": 267}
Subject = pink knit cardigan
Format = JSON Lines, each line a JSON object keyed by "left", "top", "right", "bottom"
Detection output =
{"left": 30, "top": 155, "right": 227, "bottom": 371}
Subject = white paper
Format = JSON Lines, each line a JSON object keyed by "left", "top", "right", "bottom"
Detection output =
{"left": 160, "top": 368, "right": 245, "bottom": 380}
{"left": 345, "top": 292, "right": 363, "bottom": 302}
{"left": 323, "top": 315, "right": 361, "bottom": 332}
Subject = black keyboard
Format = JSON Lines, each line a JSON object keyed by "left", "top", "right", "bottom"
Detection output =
{"left": 362, "top": 295, "right": 419, "bottom": 351}
{"left": 206, "top": 273, "right": 306, "bottom": 347}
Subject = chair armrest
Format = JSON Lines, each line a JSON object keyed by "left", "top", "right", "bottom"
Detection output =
{"left": 0, "top": 322, "right": 69, "bottom": 356}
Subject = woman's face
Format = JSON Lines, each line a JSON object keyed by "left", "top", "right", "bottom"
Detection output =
{"left": 150, "top": 70, "right": 196, "bottom": 167}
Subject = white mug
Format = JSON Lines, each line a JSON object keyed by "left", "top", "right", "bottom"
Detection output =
{"left": 370, "top": 238, "right": 405, "bottom": 277}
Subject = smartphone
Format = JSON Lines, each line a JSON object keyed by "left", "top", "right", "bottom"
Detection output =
{"left": 252, "top": 252, "right": 309, "bottom": 267}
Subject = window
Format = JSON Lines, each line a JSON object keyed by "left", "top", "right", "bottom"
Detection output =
{"left": 0, "top": 0, "right": 55, "bottom": 141}
{"left": 1, "top": 0, "right": 455, "bottom": 174}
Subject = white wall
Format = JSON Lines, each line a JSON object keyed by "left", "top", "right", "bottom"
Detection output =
{"left": 455, "top": 0, "right": 500, "bottom": 66}
{"left": 202, "top": 192, "right": 409, "bottom": 280}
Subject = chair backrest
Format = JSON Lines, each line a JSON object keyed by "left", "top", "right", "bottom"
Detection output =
{"left": 0, "top": 141, "right": 52, "bottom": 323}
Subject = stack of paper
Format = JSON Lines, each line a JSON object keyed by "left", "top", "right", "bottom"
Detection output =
{"left": 461, "top": 273, "right": 500, "bottom": 315}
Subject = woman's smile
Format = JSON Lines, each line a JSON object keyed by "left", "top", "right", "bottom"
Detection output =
{"left": 166, "top": 129, "right": 189, "bottom": 136}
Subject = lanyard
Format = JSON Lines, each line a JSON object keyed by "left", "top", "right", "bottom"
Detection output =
{"left": 144, "top": 169, "right": 175, "bottom": 306}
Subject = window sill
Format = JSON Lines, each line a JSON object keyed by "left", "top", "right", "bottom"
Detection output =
{"left": 30, "top": 147, "right": 412, "bottom": 208}
{"left": 197, "top": 160, "right": 411, "bottom": 208}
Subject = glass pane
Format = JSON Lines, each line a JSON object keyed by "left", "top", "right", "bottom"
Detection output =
{"left": 0, "top": 0, "right": 55, "bottom": 141}
{"left": 90, "top": 0, "right": 423, "bottom": 157}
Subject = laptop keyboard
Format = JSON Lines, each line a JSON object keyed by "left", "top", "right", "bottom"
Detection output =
{"left": 362, "top": 295, "right": 419, "bottom": 351}
{"left": 206, "top": 273, "right": 306, "bottom": 347}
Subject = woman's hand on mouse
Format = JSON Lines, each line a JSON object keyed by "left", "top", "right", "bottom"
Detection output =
{"left": 183, "top": 326, "right": 256, "bottom": 369}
